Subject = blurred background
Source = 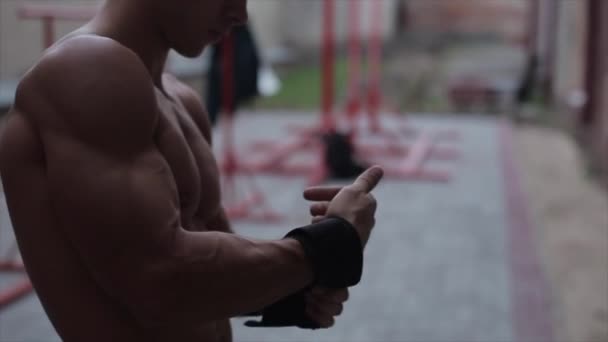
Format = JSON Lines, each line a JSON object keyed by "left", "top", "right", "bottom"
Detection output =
{"left": 0, "top": 0, "right": 607, "bottom": 341}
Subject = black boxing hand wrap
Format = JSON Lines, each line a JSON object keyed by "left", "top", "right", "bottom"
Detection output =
{"left": 285, "top": 216, "right": 363, "bottom": 288}
{"left": 244, "top": 290, "right": 320, "bottom": 329}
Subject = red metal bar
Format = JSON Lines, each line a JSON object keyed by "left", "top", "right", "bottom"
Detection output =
{"left": 376, "top": 132, "right": 451, "bottom": 182}
{"left": 0, "top": 280, "right": 33, "bottom": 309}
{"left": 246, "top": 131, "right": 317, "bottom": 171}
{"left": 17, "top": 3, "right": 98, "bottom": 49}
{"left": 358, "top": 143, "right": 460, "bottom": 160}
{"left": 399, "top": 132, "right": 433, "bottom": 172}
{"left": 237, "top": 0, "right": 336, "bottom": 185}
{"left": 366, "top": 0, "right": 383, "bottom": 132}
{"left": 218, "top": 34, "right": 282, "bottom": 222}
{"left": 0, "top": 221, "right": 32, "bottom": 310}
{"left": 221, "top": 34, "right": 236, "bottom": 171}
{"left": 0, "top": 262, "right": 25, "bottom": 272}
{"left": 500, "top": 120, "right": 554, "bottom": 342}
{"left": 342, "top": 0, "right": 459, "bottom": 179}
{"left": 0, "top": 191, "right": 32, "bottom": 309}
{"left": 321, "top": 0, "right": 336, "bottom": 132}
{"left": 240, "top": 0, "right": 459, "bottom": 185}
{"left": 344, "top": 0, "right": 363, "bottom": 130}
{"left": 17, "top": 3, "right": 98, "bottom": 21}
{"left": 42, "top": 17, "right": 55, "bottom": 49}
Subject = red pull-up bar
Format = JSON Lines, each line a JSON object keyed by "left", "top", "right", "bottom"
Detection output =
{"left": 240, "top": 0, "right": 338, "bottom": 185}
{"left": 345, "top": 0, "right": 362, "bottom": 128}
{"left": 343, "top": 0, "right": 396, "bottom": 134}
{"left": 367, "top": 0, "right": 383, "bottom": 132}
{"left": 218, "top": 32, "right": 282, "bottom": 222}
{"left": 321, "top": 0, "right": 337, "bottom": 132}
{"left": 17, "top": 4, "right": 98, "bottom": 48}
{"left": 221, "top": 34, "right": 236, "bottom": 171}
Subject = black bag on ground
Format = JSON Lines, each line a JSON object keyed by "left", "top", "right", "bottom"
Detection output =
{"left": 323, "top": 131, "right": 368, "bottom": 179}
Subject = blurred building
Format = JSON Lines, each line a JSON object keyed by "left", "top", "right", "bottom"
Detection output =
{"left": 0, "top": 0, "right": 398, "bottom": 79}
{"left": 532, "top": 0, "right": 608, "bottom": 178}
{"left": 275, "top": 0, "right": 398, "bottom": 49}
{"left": 401, "top": 0, "right": 529, "bottom": 43}
{"left": 582, "top": 0, "right": 608, "bottom": 178}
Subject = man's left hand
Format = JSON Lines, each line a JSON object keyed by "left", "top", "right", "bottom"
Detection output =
{"left": 305, "top": 287, "right": 349, "bottom": 328}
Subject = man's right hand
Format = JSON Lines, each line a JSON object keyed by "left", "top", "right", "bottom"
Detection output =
{"left": 303, "top": 166, "right": 384, "bottom": 247}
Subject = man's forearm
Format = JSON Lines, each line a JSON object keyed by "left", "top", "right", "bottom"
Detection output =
{"left": 191, "top": 208, "right": 233, "bottom": 233}
{"left": 144, "top": 230, "right": 314, "bottom": 324}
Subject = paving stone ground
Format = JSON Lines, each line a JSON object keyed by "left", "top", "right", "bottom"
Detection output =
{"left": 0, "top": 113, "right": 551, "bottom": 342}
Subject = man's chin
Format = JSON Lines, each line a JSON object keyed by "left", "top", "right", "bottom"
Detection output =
{"left": 177, "top": 44, "right": 208, "bottom": 58}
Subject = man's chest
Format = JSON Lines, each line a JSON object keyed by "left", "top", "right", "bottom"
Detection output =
{"left": 153, "top": 90, "right": 221, "bottom": 227}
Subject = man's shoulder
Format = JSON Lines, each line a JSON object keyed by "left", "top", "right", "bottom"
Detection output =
{"left": 15, "top": 35, "right": 155, "bottom": 134}
{"left": 14, "top": 35, "right": 158, "bottom": 146}
{"left": 17, "top": 35, "right": 154, "bottom": 114}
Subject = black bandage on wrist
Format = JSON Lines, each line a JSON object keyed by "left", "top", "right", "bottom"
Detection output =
{"left": 285, "top": 216, "right": 363, "bottom": 288}
{"left": 244, "top": 290, "right": 319, "bottom": 329}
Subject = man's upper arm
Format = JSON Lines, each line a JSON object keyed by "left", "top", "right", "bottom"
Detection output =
{"left": 28, "top": 36, "right": 184, "bottom": 300}
{"left": 20, "top": 37, "right": 312, "bottom": 328}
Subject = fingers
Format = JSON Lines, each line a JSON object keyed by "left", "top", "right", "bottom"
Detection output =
{"left": 311, "top": 287, "right": 349, "bottom": 304}
{"left": 309, "top": 299, "right": 343, "bottom": 316}
{"left": 350, "top": 166, "right": 384, "bottom": 193}
{"left": 306, "top": 305, "right": 335, "bottom": 328}
{"left": 310, "top": 202, "right": 330, "bottom": 216}
{"left": 306, "top": 297, "right": 340, "bottom": 328}
{"left": 305, "top": 287, "right": 350, "bottom": 328}
{"left": 303, "top": 186, "right": 343, "bottom": 201}
{"left": 330, "top": 288, "right": 349, "bottom": 303}
{"left": 311, "top": 216, "right": 325, "bottom": 224}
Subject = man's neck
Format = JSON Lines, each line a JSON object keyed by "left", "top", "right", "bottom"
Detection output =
{"left": 90, "top": 1, "right": 169, "bottom": 90}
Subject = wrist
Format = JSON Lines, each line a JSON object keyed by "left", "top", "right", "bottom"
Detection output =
{"left": 285, "top": 217, "right": 363, "bottom": 288}
{"left": 282, "top": 238, "right": 315, "bottom": 286}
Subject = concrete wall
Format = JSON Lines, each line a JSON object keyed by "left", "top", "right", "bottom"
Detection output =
{"left": 589, "top": 0, "right": 608, "bottom": 173}
{"left": 279, "top": 0, "right": 398, "bottom": 48}
{"left": 544, "top": 0, "right": 608, "bottom": 177}
{"left": 0, "top": 0, "right": 398, "bottom": 79}
{"left": 0, "top": 0, "right": 275, "bottom": 79}
{"left": 404, "top": 0, "right": 529, "bottom": 41}
{"left": 552, "top": 0, "right": 588, "bottom": 105}
{"left": 0, "top": 0, "right": 97, "bottom": 79}
{"left": 247, "top": 0, "right": 282, "bottom": 58}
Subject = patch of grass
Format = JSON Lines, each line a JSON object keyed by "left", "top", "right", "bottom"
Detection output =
{"left": 253, "top": 58, "right": 349, "bottom": 110}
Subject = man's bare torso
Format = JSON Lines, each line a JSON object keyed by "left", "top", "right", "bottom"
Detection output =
{"left": 154, "top": 75, "right": 221, "bottom": 227}
{"left": 0, "top": 34, "right": 230, "bottom": 341}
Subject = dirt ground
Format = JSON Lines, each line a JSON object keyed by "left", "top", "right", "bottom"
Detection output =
{"left": 384, "top": 40, "right": 608, "bottom": 342}
{"left": 514, "top": 124, "right": 608, "bottom": 342}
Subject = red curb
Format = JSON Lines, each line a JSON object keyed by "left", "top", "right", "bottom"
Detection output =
{"left": 500, "top": 120, "right": 554, "bottom": 342}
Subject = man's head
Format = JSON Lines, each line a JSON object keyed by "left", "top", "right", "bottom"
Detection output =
{"left": 131, "top": 0, "right": 248, "bottom": 57}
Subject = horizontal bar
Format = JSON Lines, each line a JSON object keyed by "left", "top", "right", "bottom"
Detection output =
{"left": 0, "top": 280, "right": 33, "bottom": 309}
{"left": 18, "top": 3, "right": 98, "bottom": 21}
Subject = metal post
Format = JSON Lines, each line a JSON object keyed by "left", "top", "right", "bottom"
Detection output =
{"left": 367, "top": 0, "right": 382, "bottom": 132}
{"left": 321, "top": 0, "right": 336, "bottom": 132}
{"left": 345, "top": 0, "right": 362, "bottom": 127}
{"left": 42, "top": 17, "right": 55, "bottom": 49}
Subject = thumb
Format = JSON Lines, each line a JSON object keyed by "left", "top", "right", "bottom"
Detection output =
{"left": 350, "top": 166, "right": 384, "bottom": 193}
